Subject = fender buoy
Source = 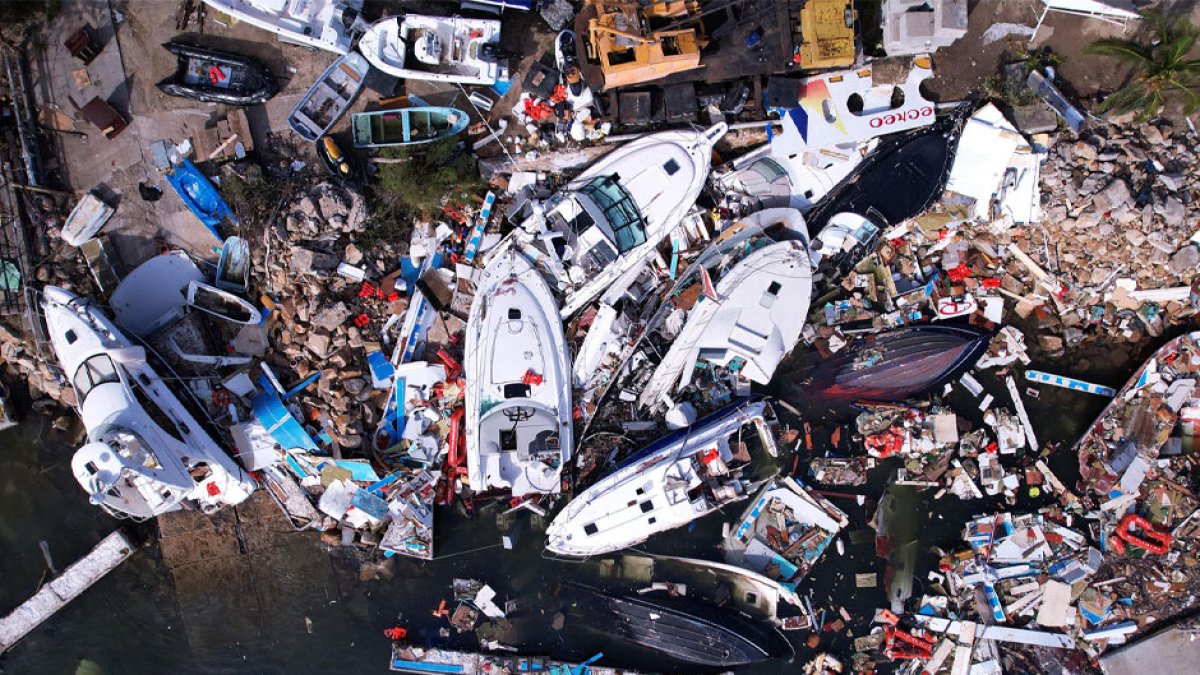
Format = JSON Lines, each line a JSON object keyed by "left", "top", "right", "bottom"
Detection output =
{"left": 1113, "top": 513, "right": 1172, "bottom": 555}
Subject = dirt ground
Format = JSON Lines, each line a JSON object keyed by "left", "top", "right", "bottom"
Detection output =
{"left": 927, "top": 0, "right": 1200, "bottom": 123}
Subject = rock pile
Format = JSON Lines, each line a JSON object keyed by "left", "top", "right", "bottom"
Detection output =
{"left": 259, "top": 182, "right": 407, "bottom": 452}
{"left": 1013, "top": 120, "right": 1199, "bottom": 349}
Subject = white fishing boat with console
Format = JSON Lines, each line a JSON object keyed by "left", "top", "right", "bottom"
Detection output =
{"left": 200, "top": 0, "right": 364, "bottom": 54}
{"left": 42, "top": 286, "right": 256, "bottom": 520}
{"left": 546, "top": 400, "right": 778, "bottom": 557}
{"left": 465, "top": 249, "right": 572, "bottom": 496}
{"left": 358, "top": 14, "right": 503, "bottom": 85}
{"left": 506, "top": 123, "right": 726, "bottom": 319}
{"left": 638, "top": 222, "right": 813, "bottom": 411}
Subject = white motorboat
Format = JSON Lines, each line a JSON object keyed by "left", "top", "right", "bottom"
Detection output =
{"left": 358, "top": 14, "right": 503, "bottom": 85}
{"left": 465, "top": 249, "right": 572, "bottom": 496}
{"left": 508, "top": 123, "right": 726, "bottom": 319}
{"left": 200, "top": 0, "right": 363, "bottom": 54}
{"left": 638, "top": 217, "right": 813, "bottom": 411}
{"left": 545, "top": 400, "right": 778, "bottom": 557}
{"left": 42, "top": 286, "right": 256, "bottom": 520}
{"left": 723, "top": 477, "right": 848, "bottom": 588}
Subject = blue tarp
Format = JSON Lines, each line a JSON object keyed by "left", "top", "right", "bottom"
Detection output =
{"left": 165, "top": 158, "right": 236, "bottom": 241}
{"left": 251, "top": 375, "right": 320, "bottom": 452}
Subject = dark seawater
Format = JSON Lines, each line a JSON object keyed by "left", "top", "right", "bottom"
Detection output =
{"left": 0, "top": 330, "right": 1130, "bottom": 675}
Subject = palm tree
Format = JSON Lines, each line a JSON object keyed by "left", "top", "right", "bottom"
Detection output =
{"left": 1084, "top": 9, "right": 1200, "bottom": 122}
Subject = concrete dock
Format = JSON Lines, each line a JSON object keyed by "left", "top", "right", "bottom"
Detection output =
{"left": 0, "top": 529, "right": 137, "bottom": 652}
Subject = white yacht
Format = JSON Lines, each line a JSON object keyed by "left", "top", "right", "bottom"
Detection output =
{"left": 464, "top": 249, "right": 573, "bottom": 497}
{"left": 638, "top": 223, "right": 813, "bottom": 411}
{"left": 358, "top": 14, "right": 503, "bottom": 85}
{"left": 42, "top": 286, "right": 256, "bottom": 520}
{"left": 510, "top": 123, "right": 726, "bottom": 319}
{"left": 200, "top": 0, "right": 363, "bottom": 54}
{"left": 545, "top": 401, "right": 778, "bottom": 557}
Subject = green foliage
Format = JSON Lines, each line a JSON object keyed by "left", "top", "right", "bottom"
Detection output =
{"left": 1084, "top": 9, "right": 1200, "bottom": 122}
{"left": 220, "top": 164, "right": 283, "bottom": 224}
{"left": 982, "top": 75, "right": 1039, "bottom": 109}
{"left": 373, "top": 139, "right": 482, "bottom": 215}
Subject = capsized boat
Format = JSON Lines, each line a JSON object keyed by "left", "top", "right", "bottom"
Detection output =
{"left": 186, "top": 280, "right": 262, "bottom": 325}
{"left": 465, "top": 249, "right": 572, "bottom": 496}
{"left": 785, "top": 324, "right": 992, "bottom": 406}
{"left": 42, "top": 286, "right": 256, "bottom": 520}
{"left": 507, "top": 123, "right": 726, "bottom": 319}
{"left": 156, "top": 41, "right": 278, "bottom": 105}
{"left": 164, "top": 158, "right": 236, "bottom": 241}
{"left": 198, "top": 0, "right": 363, "bottom": 54}
{"left": 581, "top": 553, "right": 804, "bottom": 623}
{"left": 350, "top": 107, "right": 468, "bottom": 148}
{"left": 568, "top": 582, "right": 794, "bottom": 667}
{"left": 638, "top": 234, "right": 813, "bottom": 412}
{"left": 546, "top": 400, "right": 778, "bottom": 557}
{"left": 287, "top": 51, "right": 369, "bottom": 142}
{"left": 358, "top": 14, "right": 503, "bottom": 85}
{"left": 723, "top": 477, "right": 848, "bottom": 589}
{"left": 61, "top": 191, "right": 115, "bottom": 247}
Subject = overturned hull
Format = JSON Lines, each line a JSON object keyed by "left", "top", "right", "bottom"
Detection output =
{"left": 571, "top": 583, "right": 794, "bottom": 667}
{"left": 786, "top": 324, "right": 991, "bottom": 405}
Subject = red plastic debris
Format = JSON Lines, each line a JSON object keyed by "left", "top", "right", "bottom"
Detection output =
{"left": 354, "top": 313, "right": 370, "bottom": 328}
{"left": 981, "top": 277, "right": 1001, "bottom": 288}
{"left": 206, "top": 482, "right": 221, "bottom": 496}
{"left": 383, "top": 627, "right": 407, "bottom": 640}
{"left": 946, "top": 264, "right": 972, "bottom": 283}
{"left": 522, "top": 369, "right": 543, "bottom": 386}
{"left": 359, "top": 282, "right": 377, "bottom": 298}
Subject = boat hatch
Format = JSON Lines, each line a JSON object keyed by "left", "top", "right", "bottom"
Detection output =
{"left": 577, "top": 176, "right": 647, "bottom": 254}
{"left": 503, "top": 383, "right": 530, "bottom": 398}
{"left": 72, "top": 354, "right": 119, "bottom": 403}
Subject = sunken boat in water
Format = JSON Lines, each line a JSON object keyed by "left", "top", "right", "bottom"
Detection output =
{"left": 569, "top": 582, "right": 794, "bottom": 667}
{"left": 786, "top": 324, "right": 991, "bottom": 405}
{"left": 156, "top": 41, "right": 278, "bottom": 105}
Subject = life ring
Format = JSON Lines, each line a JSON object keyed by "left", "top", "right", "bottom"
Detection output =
{"left": 211, "top": 387, "right": 232, "bottom": 408}
{"left": 1112, "top": 513, "right": 1172, "bottom": 555}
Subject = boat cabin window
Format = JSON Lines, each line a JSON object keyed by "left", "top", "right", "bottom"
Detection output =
{"left": 65, "top": 330, "right": 77, "bottom": 344}
{"left": 72, "top": 354, "right": 119, "bottom": 402}
{"left": 578, "top": 176, "right": 647, "bottom": 254}
{"left": 584, "top": 522, "right": 599, "bottom": 536}
{"left": 639, "top": 500, "right": 653, "bottom": 513}
{"left": 745, "top": 591, "right": 759, "bottom": 605}
{"left": 503, "top": 383, "right": 531, "bottom": 399}
{"left": 508, "top": 308, "right": 522, "bottom": 320}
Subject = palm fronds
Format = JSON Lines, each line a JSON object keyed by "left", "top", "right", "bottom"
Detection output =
{"left": 1085, "top": 9, "right": 1200, "bottom": 121}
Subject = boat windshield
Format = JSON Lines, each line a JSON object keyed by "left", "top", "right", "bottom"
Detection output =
{"left": 577, "top": 176, "right": 647, "bottom": 254}
{"left": 72, "top": 354, "right": 120, "bottom": 403}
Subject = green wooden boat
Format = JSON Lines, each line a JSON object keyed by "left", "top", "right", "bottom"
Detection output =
{"left": 351, "top": 107, "right": 469, "bottom": 148}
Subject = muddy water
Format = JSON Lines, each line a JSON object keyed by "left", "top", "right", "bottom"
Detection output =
{"left": 0, "top": 331, "right": 1135, "bottom": 675}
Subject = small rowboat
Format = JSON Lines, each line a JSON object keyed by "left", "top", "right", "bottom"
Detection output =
{"left": 288, "top": 52, "right": 369, "bottom": 142}
{"left": 350, "top": 107, "right": 468, "bottom": 148}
